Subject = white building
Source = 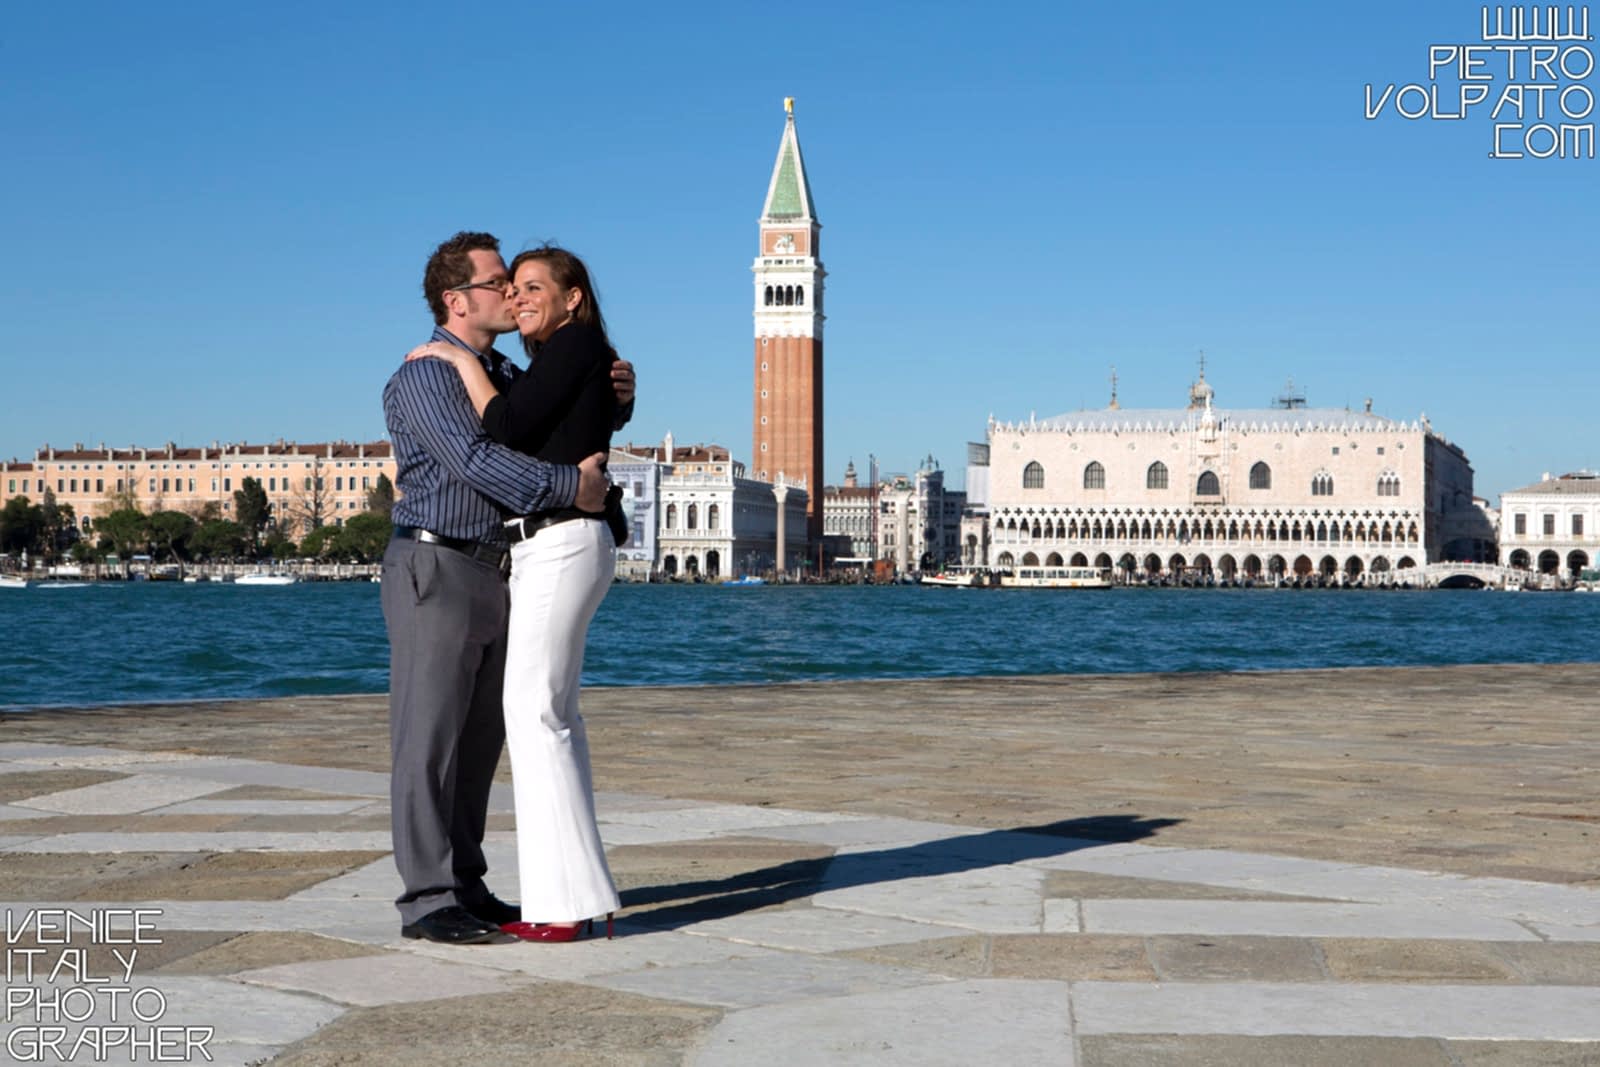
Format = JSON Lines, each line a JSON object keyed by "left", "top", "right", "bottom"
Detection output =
{"left": 975, "top": 373, "right": 1479, "bottom": 584}
{"left": 648, "top": 440, "right": 808, "bottom": 580}
{"left": 821, "top": 460, "right": 875, "bottom": 561}
{"left": 877, "top": 457, "right": 966, "bottom": 573}
{"left": 608, "top": 446, "right": 661, "bottom": 581}
{"left": 1498, "top": 471, "right": 1599, "bottom": 579}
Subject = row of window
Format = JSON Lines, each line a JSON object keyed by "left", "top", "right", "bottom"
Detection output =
{"left": 7, "top": 475, "right": 380, "bottom": 496}
{"left": 995, "top": 515, "right": 1421, "bottom": 544}
{"left": 28, "top": 459, "right": 385, "bottom": 472}
{"left": 994, "top": 551, "right": 1416, "bottom": 573}
{"left": 664, "top": 503, "right": 721, "bottom": 531}
{"left": 1023, "top": 460, "right": 1398, "bottom": 498}
{"left": 762, "top": 285, "right": 805, "bottom": 307}
{"left": 1512, "top": 513, "right": 1585, "bottom": 536}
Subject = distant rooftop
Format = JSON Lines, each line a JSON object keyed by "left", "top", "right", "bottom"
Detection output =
{"left": 1504, "top": 471, "right": 1600, "bottom": 496}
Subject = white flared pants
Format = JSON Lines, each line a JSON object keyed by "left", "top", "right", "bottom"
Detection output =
{"left": 503, "top": 517, "right": 619, "bottom": 923}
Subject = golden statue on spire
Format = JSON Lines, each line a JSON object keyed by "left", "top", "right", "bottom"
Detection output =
{"left": 784, "top": 97, "right": 794, "bottom": 115}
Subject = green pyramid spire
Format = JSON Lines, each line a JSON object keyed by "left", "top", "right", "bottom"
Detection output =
{"left": 762, "top": 103, "right": 816, "bottom": 221}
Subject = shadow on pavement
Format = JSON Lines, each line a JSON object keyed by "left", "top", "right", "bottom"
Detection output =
{"left": 621, "top": 813, "right": 1181, "bottom": 932}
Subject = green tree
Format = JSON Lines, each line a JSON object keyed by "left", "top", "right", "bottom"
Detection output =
{"left": 191, "top": 520, "right": 247, "bottom": 561}
{"left": 68, "top": 539, "right": 102, "bottom": 565}
{"left": 233, "top": 477, "right": 272, "bottom": 550}
{"left": 263, "top": 528, "right": 297, "bottom": 562}
{"left": 94, "top": 508, "right": 149, "bottom": 574}
{"left": 366, "top": 473, "right": 395, "bottom": 520}
{"left": 299, "top": 525, "right": 339, "bottom": 560}
{"left": 1, "top": 496, "right": 44, "bottom": 555}
{"left": 38, "top": 489, "right": 77, "bottom": 561}
{"left": 148, "top": 510, "right": 197, "bottom": 563}
{"left": 337, "top": 512, "right": 393, "bottom": 562}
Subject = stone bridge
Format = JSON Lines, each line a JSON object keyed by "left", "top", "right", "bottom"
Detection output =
{"left": 1419, "top": 561, "right": 1516, "bottom": 588}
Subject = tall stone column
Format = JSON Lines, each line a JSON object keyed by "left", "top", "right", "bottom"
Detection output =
{"left": 774, "top": 482, "right": 789, "bottom": 579}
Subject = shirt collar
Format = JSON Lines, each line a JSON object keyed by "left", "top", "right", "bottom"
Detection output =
{"left": 431, "top": 326, "right": 508, "bottom": 375}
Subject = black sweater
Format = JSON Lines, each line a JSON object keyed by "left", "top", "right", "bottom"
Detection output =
{"left": 480, "top": 321, "right": 617, "bottom": 467}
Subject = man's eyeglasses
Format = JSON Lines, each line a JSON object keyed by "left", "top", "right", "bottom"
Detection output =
{"left": 448, "top": 279, "right": 510, "bottom": 295}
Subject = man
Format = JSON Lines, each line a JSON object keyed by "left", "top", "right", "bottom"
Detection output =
{"left": 381, "top": 231, "right": 634, "bottom": 944}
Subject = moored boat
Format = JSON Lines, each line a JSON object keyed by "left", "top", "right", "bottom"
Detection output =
{"left": 1000, "top": 566, "right": 1113, "bottom": 589}
{"left": 235, "top": 574, "right": 298, "bottom": 586}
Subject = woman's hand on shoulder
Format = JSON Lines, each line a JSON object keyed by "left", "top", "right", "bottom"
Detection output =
{"left": 405, "top": 342, "right": 466, "bottom": 366}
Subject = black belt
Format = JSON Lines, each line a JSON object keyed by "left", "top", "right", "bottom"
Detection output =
{"left": 503, "top": 508, "right": 599, "bottom": 544}
{"left": 393, "top": 526, "right": 509, "bottom": 570}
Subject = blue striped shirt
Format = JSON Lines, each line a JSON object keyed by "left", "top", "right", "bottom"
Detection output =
{"left": 383, "top": 327, "right": 578, "bottom": 543}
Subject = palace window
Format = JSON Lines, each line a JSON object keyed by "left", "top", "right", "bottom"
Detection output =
{"left": 1249, "top": 462, "right": 1271, "bottom": 490}
{"left": 1023, "top": 461, "right": 1044, "bottom": 489}
{"left": 1544, "top": 514, "right": 1556, "bottom": 535}
{"left": 1311, "top": 473, "right": 1334, "bottom": 496}
{"left": 1574, "top": 514, "right": 1584, "bottom": 536}
{"left": 1377, "top": 472, "right": 1401, "bottom": 497}
{"left": 1146, "top": 462, "right": 1168, "bottom": 490}
{"left": 1083, "top": 462, "right": 1105, "bottom": 490}
{"left": 708, "top": 504, "right": 720, "bottom": 530}
{"left": 1514, "top": 514, "right": 1526, "bottom": 535}
{"left": 666, "top": 504, "right": 677, "bottom": 529}
{"left": 796, "top": 286, "right": 804, "bottom": 306}
{"left": 1196, "top": 471, "right": 1220, "bottom": 496}
{"left": 687, "top": 504, "right": 698, "bottom": 530}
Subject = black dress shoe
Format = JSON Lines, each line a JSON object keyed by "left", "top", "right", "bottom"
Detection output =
{"left": 400, "top": 905, "right": 502, "bottom": 944}
{"left": 465, "top": 893, "right": 520, "bottom": 927}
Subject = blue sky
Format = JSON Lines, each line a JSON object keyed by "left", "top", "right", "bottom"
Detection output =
{"left": 1, "top": 1, "right": 1593, "bottom": 501}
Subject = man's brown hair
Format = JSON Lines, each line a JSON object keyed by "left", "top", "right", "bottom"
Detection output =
{"left": 422, "top": 231, "right": 500, "bottom": 325}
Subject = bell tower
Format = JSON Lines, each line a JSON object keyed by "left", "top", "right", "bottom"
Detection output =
{"left": 753, "top": 97, "right": 825, "bottom": 546}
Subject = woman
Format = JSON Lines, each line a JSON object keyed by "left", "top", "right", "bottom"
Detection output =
{"left": 409, "top": 246, "right": 621, "bottom": 942}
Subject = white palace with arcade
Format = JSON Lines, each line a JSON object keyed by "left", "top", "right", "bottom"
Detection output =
{"left": 971, "top": 371, "right": 1489, "bottom": 584}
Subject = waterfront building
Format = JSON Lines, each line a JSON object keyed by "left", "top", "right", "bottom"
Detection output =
{"left": 821, "top": 460, "right": 875, "bottom": 560}
{"left": 1, "top": 440, "right": 395, "bottom": 535}
{"left": 960, "top": 442, "right": 993, "bottom": 566}
{"left": 876, "top": 457, "right": 966, "bottom": 572}
{"left": 607, "top": 445, "right": 662, "bottom": 581}
{"left": 973, "top": 372, "right": 1481, "bottom": 583}
{"left": 623, "top": 437, "right": 809, "bottom": 579}
{"left": 752, "top": 98, "right": 824, "bottom": 546}
{"left": 1497, "top": 471, "right": 1599, "bottom": 578}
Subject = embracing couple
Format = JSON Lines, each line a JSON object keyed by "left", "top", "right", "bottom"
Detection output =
{"left": 380, "top": 231, "right": 634, "bottom": 945}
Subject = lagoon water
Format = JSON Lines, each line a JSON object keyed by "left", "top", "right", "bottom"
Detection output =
{"left": 2, "top": 582, "right": 1597, "bottom": 710}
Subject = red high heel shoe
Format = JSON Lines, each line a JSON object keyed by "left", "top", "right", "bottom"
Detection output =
{"left": 502, "top": 913, "right": 614, "bottom": 942}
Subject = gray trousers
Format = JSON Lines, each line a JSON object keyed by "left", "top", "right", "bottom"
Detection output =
{"left": 381, "top": 536, "right": 509, "bottom": 924}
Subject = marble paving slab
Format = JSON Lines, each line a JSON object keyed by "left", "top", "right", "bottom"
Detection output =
{"left": 1042, "top": 898, "right": 1082, "bottom": 934}
{"left": 158, "top": 798, "right": 373, "bottom": 816}
{"left": 591, "top": 951, "right": 947, "bottom": 1010}
{"left": 1080, "top": 899, "right": 1542, "bottom": 941}
{"left": 742, "top": 817, "right": 998, "bottom": 851}
{"left": 232, "top": 952, "right": 538, "bottom": 1006}
{"left": 814, "top": 864, "right": 1047, "bottom": 934}
{"left": 1526, "top": 920, "right": 1600, "bottom": 943}
{"left": 1, "top": 830, "right": 394, "bottom": 853}
{"left": 126, "top": 758, "right": 394, "bottom": 798}
{"left": 601, "top": 802, "right": 861, "bottom": 835}
{"left": 1070, "top": 981, "right": 1600, "bottom": 1039}
{"left": 691, "top": 979, "right": 1075, "bottom": 1066}
{"left": 15, "top": 774, "right": 238, "bottom": 815}
{"left": 667, "top": 905, "right": 968, "bottom": 952}
{"left": 401, "top": 927, "right": 783, "bottom": 980}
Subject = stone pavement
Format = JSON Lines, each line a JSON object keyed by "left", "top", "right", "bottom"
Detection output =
{"left": 1, "top": 664, "right": 1598, "bottom": 1065}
